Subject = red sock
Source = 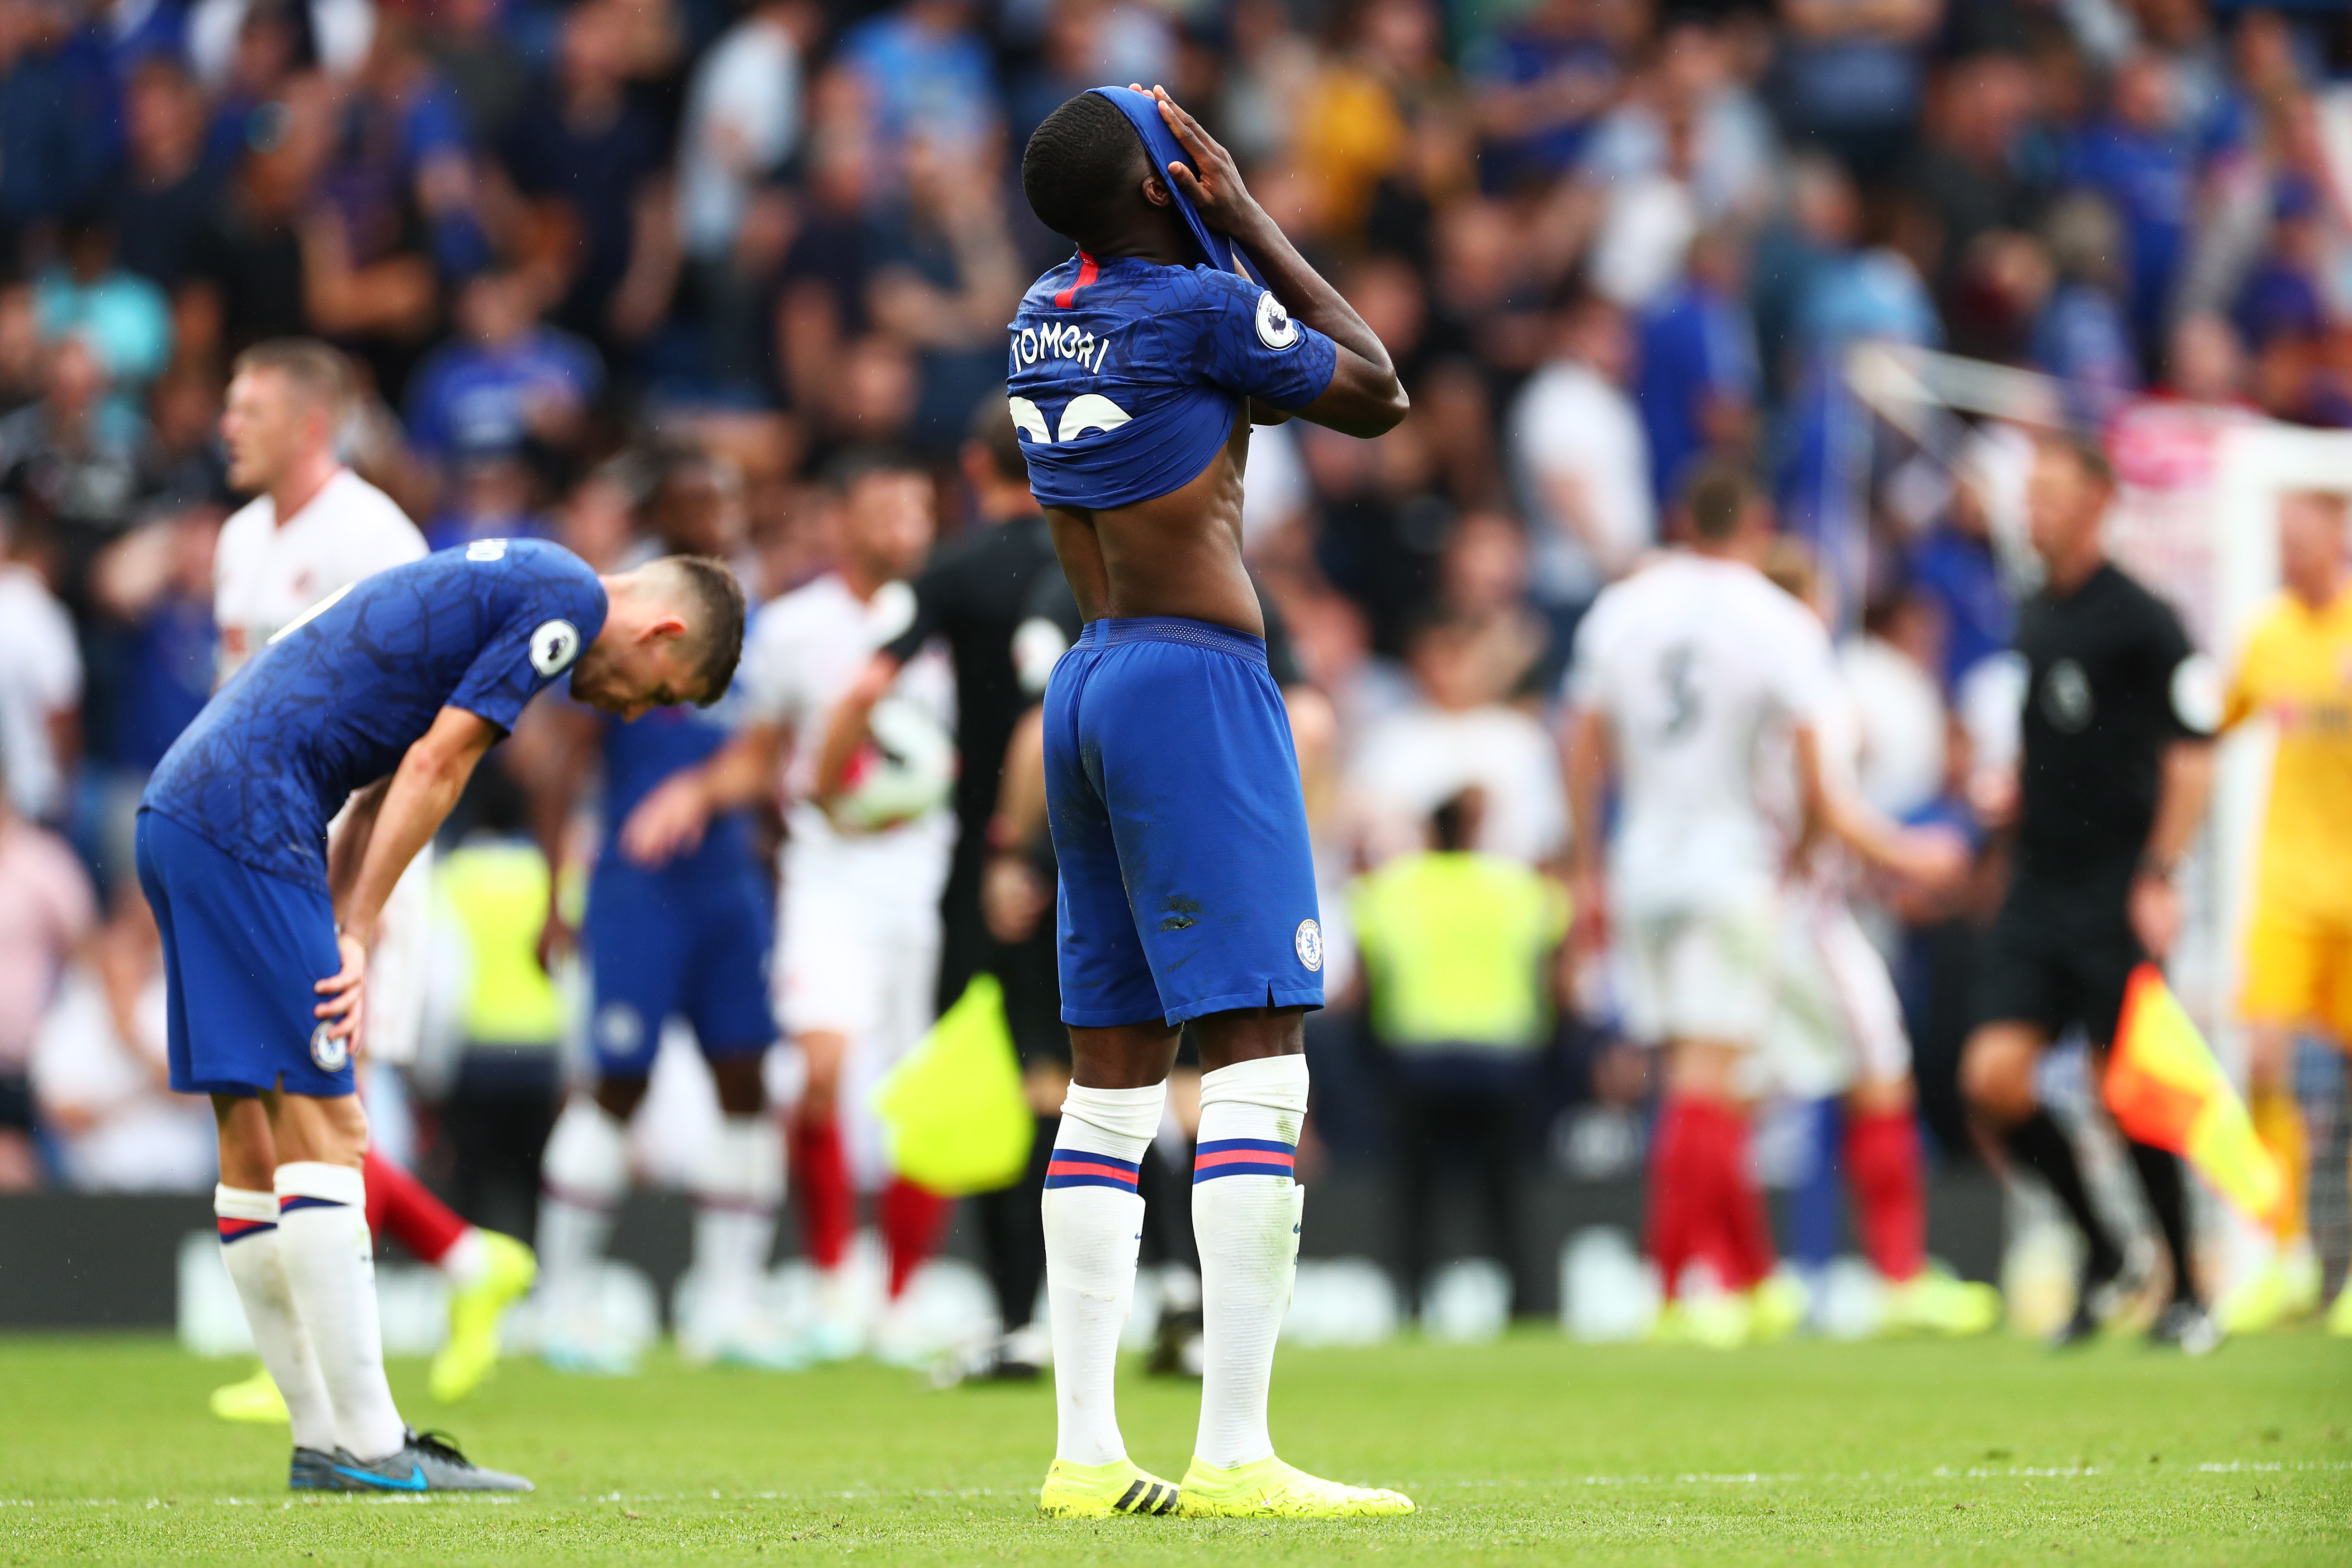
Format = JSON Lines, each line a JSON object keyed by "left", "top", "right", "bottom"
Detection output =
{"left": 880, "top": 1176, "right": 953, "bottom": 1299}
{"left": 792, "top": 1116, "right": 852, "bottom": 1271}
{"left": 361, "top": 1146, "right": 466, "bottom": 1266}
{"left": 1645, "top": 1098, "right": 1705, "bottom": 1298}
{"left": 1844, "top": 1107, "right": 1927, "bottom": 1283}
{"left": 1713, "top": 1106, "right": 1775, "bottom": 1292}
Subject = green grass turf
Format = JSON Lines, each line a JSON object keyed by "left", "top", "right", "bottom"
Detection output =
{"left": 0, "top": 1330, "right": 2345, "bottom": 1565}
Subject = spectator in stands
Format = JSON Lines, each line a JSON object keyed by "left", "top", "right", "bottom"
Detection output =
{"left": 496, "top": 0, "right": 678, "bottom": 351}
{"left": 1767, "top": 0, "right": 1939, "bottom": 181}
{"left": 1294, "top": 0, "right": 1456, "bottom": 246}
{"left": 1347, "top": 610, "right": 1566, "bottom": 868}
{"left": 1464, "top": 0, "right": 1622, "bottom": 193}
{"left": 29, "top": 884, "right": 212, "bottom": 1191}
{"left": 1508, "top": 289, "right": 1651, "bottom": 644}
{"left": 0, "top": 1, "right": 117, "bottom": 233}
{"left": 1906, "top": 46, "right": 2049, "bottom": 303}
{"left": 0, "top": 517, "right": 84, "bottom": 827}
{"left": 181, "top": 71, "right": 337, "bottom": 360}
{"left": 1634, "top": 224, "right": 1758, "bottom": 512}
{"left": 2064, "top": 49, "right": 2196, "bottom": 357}
{"left": 1907, "top": 444, "right": 2013, "bottom": 695}
{"left": 862, "top": 138, "right": 1022, "bottom": 455}
{"left": 2031, "top": 192, "right": 2139, "bottom": 427}
{"left": 111, "top": 57, "right": 225, "bottom": 292}
{"left": 1351, "top": 786, "right": 1567, "bottom": 1320}
{"left": 34, "top": 213, "right": 173, "bottom": 400}
{"left": 86, "top": 500, "right": 217, "bottom": 873}
{"left": 677, "top": 0, "right": 814, "bottom": 389}
{"left": 422, "top": 0, "right": 531, "bottom": 148}
{"left": 0, "top": 335, "right": 158, "bottom": 602}
{"left": 835, "top": 0, "right": 1000, "bottom": 183}
{"left": 404, "top": 267, "right": 601, "bottom": 491}
{"left": 0, "top": 749, "right": 97, "bottom": 1187}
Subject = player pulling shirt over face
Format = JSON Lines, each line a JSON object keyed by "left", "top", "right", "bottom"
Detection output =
{"left": 1009, "top": 84, "right": 1411, "bottom": 1522}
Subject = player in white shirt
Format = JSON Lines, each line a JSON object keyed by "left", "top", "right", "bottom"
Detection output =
{"left": 1754, "top": 541, "right": 1997, "bottom": 1337}
{"left": 1563, "top": 462, "right": 1956, "bottom": 1346}
{"left": 199, "top": 341, "right": 535, "bottom": 1422}
{"left": 623, "top": 449, "right": 958, "bottom": 1360}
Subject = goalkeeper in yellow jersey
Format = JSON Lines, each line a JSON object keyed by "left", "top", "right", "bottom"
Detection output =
{"left": 2220, "top": 489, "right": 2352, "bottom": 1336}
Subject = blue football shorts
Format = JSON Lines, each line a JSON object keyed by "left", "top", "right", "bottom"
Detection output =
{"left": 135, "top": 808, "right": 355, "bottom": 1099}
{"left": 1043, "top": 616, "right": 1325, "bottom": 1028}
{"left": 583, "top": 857, "right": 776, "bottom": 1076}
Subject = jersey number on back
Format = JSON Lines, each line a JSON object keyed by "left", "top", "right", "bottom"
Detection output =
{"left": 1658, "top": 643, "right": 1702, "bottom": 741}
{"left": 1008, "top": 394, "right": 1133, "bottom": 445}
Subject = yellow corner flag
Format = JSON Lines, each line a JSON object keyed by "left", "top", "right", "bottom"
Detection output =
{"left": 2104, "top": 963, "right": 2286, "bottom": 1230}
{"left": 875, "top": 973, "right": 1035, "bottom": 1197}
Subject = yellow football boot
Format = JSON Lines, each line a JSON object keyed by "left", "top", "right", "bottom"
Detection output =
{"left": 209, "top": 1362, "right": 289, "bottom": 1423}
{"left": 1037, "top": 1457, "right": 1183, "bottom": 1518}
{"left": 431, "top": 1230, "right": 536, "bottom": 1402}
{"left": 1175, "top": 1455, "right": 1414, "bottom": 1517}
{"left": 1883, "top": 1267, "right": 2003, "bottom": 1337}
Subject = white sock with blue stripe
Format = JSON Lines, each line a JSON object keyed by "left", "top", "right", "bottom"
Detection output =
{"left": 1192, "top": 1054, "right": 1308, "bottom": 1470}
{"left": 1044, "top": 1081, "right": 1164, "bottom": 1467}
{"left": 214, "top": 1184, "right": 337, "bottom": 1452}
{"left": 275, "top": 1161, "right": 407, "bottom": 1461}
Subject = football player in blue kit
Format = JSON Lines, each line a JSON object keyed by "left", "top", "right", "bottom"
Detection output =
{"left": 138, "top": 537, "right": 744, "bottom": 1492}
{"left": 531, "top": 455, "right": 787, "bottom": 1371}
{"left": 1012, "top": 85, "right": 1413, "bottom": 1519}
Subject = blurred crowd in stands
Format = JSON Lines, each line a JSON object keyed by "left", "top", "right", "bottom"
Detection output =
{"left": 3, "top": 0, "right": 2351, "bottom": 1250}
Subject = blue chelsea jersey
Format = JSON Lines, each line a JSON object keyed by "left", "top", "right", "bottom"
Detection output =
{"left": 598, "top": 677, "right": 749, "bottom": 879}
{"left": 144, "top": 538, "right": 609, "bottom": 891}
{"left": 1006, "top": 253, "right": 1338, "bottom": 511}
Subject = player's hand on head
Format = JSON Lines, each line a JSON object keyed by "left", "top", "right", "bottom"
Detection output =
{"left": 1148, "top": 85, "right": 1259, "bottom": 237}
{"left": 618, "top": 772, "right": 710, "bottom": 868}
{"left": 313, "top": 929, "right": 368, "bottom": 1042}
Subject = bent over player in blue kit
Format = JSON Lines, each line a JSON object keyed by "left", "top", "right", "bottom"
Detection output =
{"left": 138, "top": 538, "right": 744, "bottom": 1492}
{"left": 1011, "top": 86, "right": 1412, "bottom": 1520}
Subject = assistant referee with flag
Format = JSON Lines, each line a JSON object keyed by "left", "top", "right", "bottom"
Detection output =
{"left": 1960, "top": 435, "right": 2222, "bottom": 1352}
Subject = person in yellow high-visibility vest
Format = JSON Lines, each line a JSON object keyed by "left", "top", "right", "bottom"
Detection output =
{"left": 434, "top": 777, "right": 568, "bottom": 1266}
{"left": 2218, "top": 489, "right": 2352, "bottom": 1337}
{"left": 1348, "top": 788, "right": 1567, "bottom": 1322}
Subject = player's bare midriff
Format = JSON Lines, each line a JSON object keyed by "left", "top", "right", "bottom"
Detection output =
{"left": 1043, "top": 405, "right": 1261, "bottom": 636}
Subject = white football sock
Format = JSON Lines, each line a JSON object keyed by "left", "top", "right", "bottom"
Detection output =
{"left": 539, "top": 1098, "right": 628, "bottom": 1319}
{"left": 1044, "top": 1080, "right": 1164, "bottom": 1466}
{"left": 275, "top": 1161, "right": 407, "bottom": 1461}
{"left": 691, "top": 1113, "right": 782, "bottom": 1338}
{"left": 214, "top": 1184, "right": 337, "bottom": 1452}
{"left": 1192, "top": 1055, "right": 1308, "bottom": 1469}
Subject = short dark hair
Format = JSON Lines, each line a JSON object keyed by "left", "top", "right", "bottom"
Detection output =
{"left": 654, "top": 554, "right": 746, "bottom": 706}
{"left": 1681, "top": 458, "right": 1759, "bottom": 542}
{"left": 824, "top": 445, "right": 927, "bottom": 495}
{"left": 1022, "top": 90, "right": 1148, "bottom": 244}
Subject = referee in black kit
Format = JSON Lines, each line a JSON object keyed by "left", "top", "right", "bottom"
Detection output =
{"left": 815, "top": 394, "right": 1067, "bottom": 1380}
{"left": 1961, "top": 434, "right": 2222, "bottom": 1352}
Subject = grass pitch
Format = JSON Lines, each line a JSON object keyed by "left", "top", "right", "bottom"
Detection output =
{"left": 0, "top": 1331, "right": 2345, "bottom": 1565}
